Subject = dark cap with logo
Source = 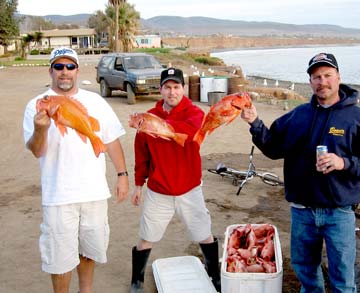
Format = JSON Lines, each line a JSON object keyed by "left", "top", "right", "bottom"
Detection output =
{"left": 160, "top": 68, "right": 185, "bottom": 86}
{"left": 307, "top": 53, "right": 339, "bottom": 74}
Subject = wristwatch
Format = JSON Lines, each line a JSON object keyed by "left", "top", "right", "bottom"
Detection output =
{"left": 117, "top": 171, "right": 128, "bottom": 177}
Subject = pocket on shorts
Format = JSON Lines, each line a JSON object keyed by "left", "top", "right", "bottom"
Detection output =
{"left": 39, "top": 223, "right": 54, "bottom": 265}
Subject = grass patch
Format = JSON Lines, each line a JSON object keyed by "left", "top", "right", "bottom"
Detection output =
{"left": 193, "top": 56, "right": 224, "bottom": 66}
{"left": 133, "top": 48, "right": 171, "bottom": 54}
{"left": 0, "top": 59, "right": 49, "bottom": 66}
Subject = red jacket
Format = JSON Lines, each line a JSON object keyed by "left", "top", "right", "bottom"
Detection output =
{"left": 134, "top": 96, "right": 205, "bottom": 195}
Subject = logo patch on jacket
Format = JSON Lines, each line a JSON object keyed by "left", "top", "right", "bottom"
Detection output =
{"left": 328, "top": 127, "right": 345, "bottom": 136}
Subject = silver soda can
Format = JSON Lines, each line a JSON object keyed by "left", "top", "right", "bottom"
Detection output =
{"left": 316, "top": 145, "right": 328, "bottom": 158}
{"left": 316, "top": 145, "right": 328, "bottom": 171}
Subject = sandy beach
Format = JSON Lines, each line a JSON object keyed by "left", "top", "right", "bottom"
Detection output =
{"left": 1, "top": 57, "right": 359, "bottom": 293}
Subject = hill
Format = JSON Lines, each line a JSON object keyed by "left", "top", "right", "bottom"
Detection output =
{"left": 142, "top": 16, "right": 360, "bottom": 38}
{"left": 18, "top": 14, "right": 360, "bottom": 39}
{"left": 42, "top": 14, "right": 91, "bottom": 26}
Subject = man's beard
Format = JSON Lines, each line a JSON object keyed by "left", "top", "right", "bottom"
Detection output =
{"left": 58, "top": 81, "right": 74, "bottom": 91}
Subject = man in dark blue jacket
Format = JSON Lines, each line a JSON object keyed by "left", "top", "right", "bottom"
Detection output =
{"left": 241, "top": 53, "right": 360, "bottom": 292}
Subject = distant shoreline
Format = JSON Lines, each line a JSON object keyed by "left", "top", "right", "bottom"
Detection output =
{"left": 210, "top": 43, "right": 360, "bottom": 54}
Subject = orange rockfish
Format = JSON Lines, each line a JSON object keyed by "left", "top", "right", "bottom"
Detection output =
{"left": 36, "top": 95, "right": 106, "bottom": 157}
{"left": 193, "top": 92, "right": 252, "bottom": 145}
{"left": 128, "top": 112, "right": 188, "bottom": 147}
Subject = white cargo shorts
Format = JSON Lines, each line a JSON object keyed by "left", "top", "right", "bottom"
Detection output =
{"left": 139, "top": 185, "right": 212, "bottom": 242}
{"left": 39, "top": 199, "right": 109, "bottom": 274}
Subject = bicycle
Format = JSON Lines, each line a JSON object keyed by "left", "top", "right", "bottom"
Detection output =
{"left": 208, "top": 145, "right": 284, "bottom": 195}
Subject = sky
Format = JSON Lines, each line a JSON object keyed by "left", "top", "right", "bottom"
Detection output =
{"left": 17, "top": 0, "right": 360, "bottom": 29}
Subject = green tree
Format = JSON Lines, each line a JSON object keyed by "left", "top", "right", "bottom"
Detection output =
{"left": 108, "top": 0, "right": 127, "bottom": 52}
{"left": 20, "top": 33, "right": 33, "bottom": 58}
{"left": 32, "top": 31, "right": 43, "bottom": 48}
{"left": 88, "top": 10, "right": 109, "bottom": 44}
{"left": 0, "top": 0, "right": 20, "bottom": 50}
{"left": 118, "top": 2, "right": 139, "bottom": 52}
{"left": 105, "top": 2, "right": 139, "bottom": 52}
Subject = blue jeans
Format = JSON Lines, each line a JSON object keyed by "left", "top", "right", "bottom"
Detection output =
{"left": 291, "top": 206, "right": 356, "bottom": 293}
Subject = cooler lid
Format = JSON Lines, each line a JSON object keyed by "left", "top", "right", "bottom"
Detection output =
{"left": 152, "top": 255, "right": 217, "bottom": 293}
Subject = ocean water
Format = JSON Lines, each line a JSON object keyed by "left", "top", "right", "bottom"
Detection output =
{"left": 211, "top": 45, "right": 360, "bottom": 85}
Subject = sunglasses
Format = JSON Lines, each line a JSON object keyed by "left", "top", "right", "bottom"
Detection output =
{"left": 52, "top": 63, "right": 77, "bottom": 71}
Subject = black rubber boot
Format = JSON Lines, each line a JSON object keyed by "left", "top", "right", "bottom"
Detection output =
{"left": 130, "top": 246, "right": 151, "bottom": 293}
{"left": 200, "top": 238, "right": 221, "bottom": 292}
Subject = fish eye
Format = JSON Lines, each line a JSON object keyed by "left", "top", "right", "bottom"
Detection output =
{"left": 43, "top": 95, "right": 49, "bottom": 100}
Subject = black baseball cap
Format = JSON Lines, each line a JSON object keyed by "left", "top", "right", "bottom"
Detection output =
{"left": 307, "top": 53, "right": 339, "bottom": 74}
{"left": 160, "top": 68, "right": 185, "bottom": 86}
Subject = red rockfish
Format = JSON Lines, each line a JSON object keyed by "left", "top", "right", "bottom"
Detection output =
{"left": 193, "top": 92, "right": 252, "bottom": 145}
{"left": 36, "top": 95, "right": 106, "bottom": 157}
{"left": 128, "top": 112, "right": 188, "bottom": 147}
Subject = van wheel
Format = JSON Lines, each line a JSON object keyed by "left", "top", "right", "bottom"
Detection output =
{"left": 100, "top": 79, "right": 112, "bottom": 97}
{"left": 127, "top": 83, "right": 136, "bottom": 104}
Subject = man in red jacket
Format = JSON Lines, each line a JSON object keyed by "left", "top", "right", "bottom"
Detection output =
{"left": 130, "top": 68, "right": 220, "bottom": 292}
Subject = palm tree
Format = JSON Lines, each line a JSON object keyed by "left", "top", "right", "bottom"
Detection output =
{"left": 118, "top": 3, "right": 140, "bottom": 52}
{"left": 20, "top": 34, "right": 34, "bottom": 59}
{"left": 108, "top": 0, "right": 126, "bottom": 52}
{"left": 105, "top": 3, "right": 139, "bottom": 52}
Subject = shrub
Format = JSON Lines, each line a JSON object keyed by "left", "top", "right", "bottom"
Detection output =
{"left": 134, "top": 48, "right": 170, "bottom": 54}
{"left": 40, "top": 48, "right": 53, "bottom": 55}
{"left": 30, "top": 49, "right": 40, "bottom": 55}
{"left": 193, "top": 56, "right": 225, "bottom": 66}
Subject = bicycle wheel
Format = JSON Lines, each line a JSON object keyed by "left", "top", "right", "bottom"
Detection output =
{"left": 260, "top": 172, "right": 284, "bottom": 186}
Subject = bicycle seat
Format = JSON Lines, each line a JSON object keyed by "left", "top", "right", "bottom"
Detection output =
{"left": 215, "top": 162, "right": 227, "bottom": 173}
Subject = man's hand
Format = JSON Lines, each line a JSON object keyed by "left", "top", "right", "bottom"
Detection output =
{"left": 241, "top": 104, "right": 258, "bottom": 124}
{"left": 34, "top": 110, "right": 51, "bottom": 132}
{"left": 131, "top": 186, "right": 143, "bottom": 206}
{"left": 114, "top": 176, "right": 129, "bottom": 203}
{"left": 26, "top": 110, "right": 51, "bottom": 157}
{"left": 316, "top": 153, "right": 345, "bottom": 174}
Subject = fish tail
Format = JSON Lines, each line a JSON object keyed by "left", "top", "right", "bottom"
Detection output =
{"left": 91, "top": 136, "right": 107, "bottom": 157}
{"left": 173, "top": 133, "right": 188, "bottom": 147}
{"left": 193, "top": 129, "right": 206, "bottom": 145}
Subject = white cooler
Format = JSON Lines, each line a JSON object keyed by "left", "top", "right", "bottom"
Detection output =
{"left": 221, "top": 224, "right": 283, "bottom": 293}
{"left": 152, "top": 255, "right": 218, "bottom": 293}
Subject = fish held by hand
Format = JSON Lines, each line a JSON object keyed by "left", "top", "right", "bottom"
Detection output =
{"left": 36, "top": 95, "right": 106, "bottom": 157}
{"left": 128, "top": 112, "right": 188, "bottom": 147}
{"left": 193, "top": 92, "right": 252, "bottom": 145}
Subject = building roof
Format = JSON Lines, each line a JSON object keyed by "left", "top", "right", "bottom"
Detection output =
{"left": 38, "top": 28, "right": 96, "bottom": 37}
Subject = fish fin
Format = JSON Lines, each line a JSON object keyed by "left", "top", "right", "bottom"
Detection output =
{"left": 89, "top": 116, "right": 100, "bottom": 132}
{"left": 90, "top": 136, "right": 107, "bottom": 157}
{"left": 68, "top": 97, "right": 89, "bottom": 115}
{"left": 142, "top": 131, "right": 159, "bottom": 139}
{"left": 207, "top": 128, "right": 217, "bottom": 135}
{"left": 173, "top": 133, "right": 188, "bottom": 147}
{"left": 55, "top": 122, "right": 68, "bottom": 136}
{"left": 48, "top": 104, "right": 60, "bottom": 117}
{"left": 193, "top": 130, "right": 205, "bottom": 145}
{"left": 76, "top": 131, "right": 88, "bottom": 143}
{"left": 52, "top": 108, "right": 69, "bottom": 137}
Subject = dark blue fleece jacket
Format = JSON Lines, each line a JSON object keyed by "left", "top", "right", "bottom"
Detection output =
{"left": 250, "top": 84, "right": 360, "bottom": 207}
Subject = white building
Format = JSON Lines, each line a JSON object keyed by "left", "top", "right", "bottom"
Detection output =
{"left": 134, "top": 35, "right": 161, "bottom": 48}
{"left": 36, "top": 28, "right": 96, "bottom": 49}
